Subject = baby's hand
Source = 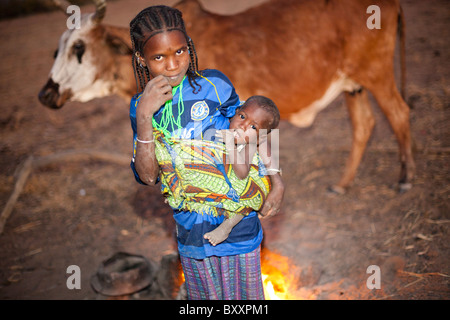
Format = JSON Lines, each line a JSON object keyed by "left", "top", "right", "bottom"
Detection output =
{"left": 257, "top": 131, "right": 268, "bottom": 145}
{"left": 215, "top": 129, "right": 235, "bottom": 145}
{"left": 214, "top": 129, "right": 225, "bottom": 143}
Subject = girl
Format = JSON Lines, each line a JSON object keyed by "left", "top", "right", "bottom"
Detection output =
{"left": 129, "top": 5, "right": 283, "bottom": 300}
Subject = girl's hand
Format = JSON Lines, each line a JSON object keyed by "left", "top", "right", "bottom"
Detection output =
{"left": 259, "top": 177, "right": 284, "bottom": 219}
{"left": 137, "top": 75, "right": 173, "bottom": 124}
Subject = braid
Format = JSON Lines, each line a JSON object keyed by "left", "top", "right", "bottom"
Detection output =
{"left": 130, "top": 5, "right": 201, "bottom": 93}
{"left": 187, "top": 37, "right": 201, "bottom": 93}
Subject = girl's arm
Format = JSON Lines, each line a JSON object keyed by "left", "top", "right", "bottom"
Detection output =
{"left": 134, "top": 120, "right": 159, "bottom": 185}
{"left": 134, "top": 76, "right": 173, "bottom": 185}
{"left": 260, "top": 172, "right": 284, "bottom": 218}
{"left": 259, "top": 136, "right": 285, "bottom": 218}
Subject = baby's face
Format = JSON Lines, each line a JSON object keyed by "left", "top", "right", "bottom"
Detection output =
{"left": 229, "top": 101, "right": 272, "bottom": 144}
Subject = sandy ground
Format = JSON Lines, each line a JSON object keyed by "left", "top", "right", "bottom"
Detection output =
{"left": 0, "top": 0, "right": 448, "bottom": 300}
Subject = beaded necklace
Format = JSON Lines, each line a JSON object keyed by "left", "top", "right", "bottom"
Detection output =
{"left": 152, "top": 76, "right": 185, "bottom": 141}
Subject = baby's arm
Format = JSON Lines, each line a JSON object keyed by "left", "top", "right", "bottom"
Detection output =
{"left": 220, "top": 130, "right": 257, "bottom": 180}
{"left": 230, "top": 143, "right": 258, "bottom": 180}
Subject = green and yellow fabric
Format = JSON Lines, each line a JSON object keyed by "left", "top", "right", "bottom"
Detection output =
{"left": 153, "top": 130, "right": 271, "bottom": 218}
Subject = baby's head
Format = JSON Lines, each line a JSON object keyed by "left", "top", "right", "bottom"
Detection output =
{"left": 230, "top": 95, "right": 280, "bottom": 145}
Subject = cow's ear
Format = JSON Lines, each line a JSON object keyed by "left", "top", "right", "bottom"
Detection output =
{"left": 105, "top": 33, "right": 132, "bottom": 55}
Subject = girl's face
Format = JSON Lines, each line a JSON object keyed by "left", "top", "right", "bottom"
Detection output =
{"left": 229, "top": 101, "right": 272, "bottom": 145}
{"left": 141, "top": 30, "right": 190, "bottom": 87}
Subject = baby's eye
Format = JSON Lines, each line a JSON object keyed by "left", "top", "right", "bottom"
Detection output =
{"left": 251, "top": 125, "right": 257, "bottom": 130}
{"left": 239, "top": 114, "right": 245, "bottom": 119}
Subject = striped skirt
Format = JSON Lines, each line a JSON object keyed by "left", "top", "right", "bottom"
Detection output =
{"left": 180, "top": 246, "right": 265, "bottom": 300}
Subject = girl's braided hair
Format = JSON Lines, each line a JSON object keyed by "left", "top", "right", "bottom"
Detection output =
{"left": 130, "top": 5, "right": 201, "bottom": 93}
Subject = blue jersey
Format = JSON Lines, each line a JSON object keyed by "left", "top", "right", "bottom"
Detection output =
{"left": 129, "top": 69, "right": 263, "bottom": 259}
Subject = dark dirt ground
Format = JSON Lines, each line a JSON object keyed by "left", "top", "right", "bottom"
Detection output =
{"left": 0, "top": 0, "right": 448, "bottom": 300}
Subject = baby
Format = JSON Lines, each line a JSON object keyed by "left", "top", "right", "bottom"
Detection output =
{"left": 204, "top": 95, "right": 284, "bottom": 246}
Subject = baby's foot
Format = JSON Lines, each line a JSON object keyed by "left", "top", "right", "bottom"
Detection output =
{"left": 204, "top": 224, "right": 232, "bottom": 246}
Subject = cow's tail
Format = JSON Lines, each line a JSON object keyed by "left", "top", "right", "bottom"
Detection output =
{"left": 398, "top": 5, "right": 406, "bottom": 101}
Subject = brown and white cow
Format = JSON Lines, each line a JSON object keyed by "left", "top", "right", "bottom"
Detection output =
{"left": 39, "top": 0, "right": 415, "bottom": 193}
{"left": 38, "top": 0, "right": 136, "bottom": 108}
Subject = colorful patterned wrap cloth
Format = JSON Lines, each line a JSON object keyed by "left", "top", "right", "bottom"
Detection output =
{"left": 153, "top": 130, "right": 271, "bottom": 218}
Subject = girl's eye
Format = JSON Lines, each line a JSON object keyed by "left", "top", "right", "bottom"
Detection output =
{"left": 176, "top": 48, "right": 185, "bottom": 55}
{"left": 154, "top": 55, "right": 163, "bottom": 61}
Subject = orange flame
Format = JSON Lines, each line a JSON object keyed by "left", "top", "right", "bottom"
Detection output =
{"left": 262, "top": 273, "right": 286, "bottom": 300}
{"left": 261, "top": 248, "right": 296, "bottom": 300}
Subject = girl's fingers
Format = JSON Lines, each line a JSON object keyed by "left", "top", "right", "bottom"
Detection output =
{"left": 164, "top": 92, "right": 173, "bottom": 102}
{"left": 152, "top": 74, "right": 168, "bottom": 84}
{"left": 154, "top": 77, "right": 173, "bottom": 98}
{"left": 138, "top": 84, "right": 173, "bottom": 117}
{"left": 141, "top": 76, "right": 173, "bottom": 106}
{"left": 161, "top": 83, "right": 173, "bottom": 95}
{"left": 147, "top": 75, "right": 170, "bottom": 91}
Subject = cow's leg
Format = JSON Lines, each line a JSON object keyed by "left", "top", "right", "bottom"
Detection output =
{"left": 368, "top": 81, "right": 415, "bottom": 192}
{"left": 330, "top": 88, "right": 374, "bottom": 194}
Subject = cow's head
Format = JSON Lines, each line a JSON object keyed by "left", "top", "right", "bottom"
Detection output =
{"left": 39, "top": 0, "right": 132, "bottom": 109}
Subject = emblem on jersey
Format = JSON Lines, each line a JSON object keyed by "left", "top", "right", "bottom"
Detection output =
{"left": 191, "top": 100, "right": 209, "bottom": 121}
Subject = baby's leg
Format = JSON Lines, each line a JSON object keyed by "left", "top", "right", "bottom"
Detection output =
{"left": 204, "top": 214, "right": 244, "bottom": 246}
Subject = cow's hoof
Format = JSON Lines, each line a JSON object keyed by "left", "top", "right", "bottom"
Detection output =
{"left": 398, "top": 182, "right": 412, "bottom": 193}
{"left": 327, "top": 185, "right": 346, "bottom": 195}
